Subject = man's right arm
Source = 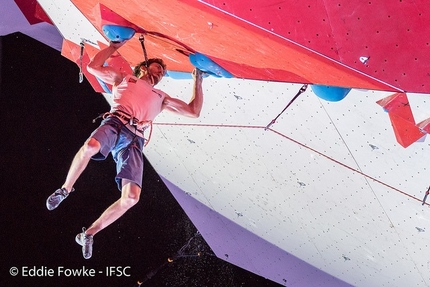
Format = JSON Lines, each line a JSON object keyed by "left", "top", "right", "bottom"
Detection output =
{"left": 87, "top": 41, "right": 126, "bottom": 86}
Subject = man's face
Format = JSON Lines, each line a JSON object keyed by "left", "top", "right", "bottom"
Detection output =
{"left": 144, "top": 62, "right": 165, "bottom": 86}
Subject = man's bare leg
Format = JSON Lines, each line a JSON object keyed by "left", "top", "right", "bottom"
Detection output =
{"left": 62, "top": 138, "right": 101, "bottom": 192}
{"left": 75, "top": 180, "right": 141, "bottom": 259}
{"left": 46, "top": 138, "right": 101, "bottom": 210}
{"left": 85, "top": 179, "right": 142, "bottom": 236}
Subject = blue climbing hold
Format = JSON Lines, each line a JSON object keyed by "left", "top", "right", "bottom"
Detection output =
{"left": 96, "top": 77, "right": 112, "bottom": 94}
{"left": 189, "top": 52, "right": 233, "bottom": 78}
{"left": 165, "top": 71, "right": 193, "bottom": 79}
{"left": 94, "top": 62, "right": 112, "bottom": 93}
{"left": 102, "top": 25, "right": 135, "bottom": 42}
{"left": 165, "top": 70, "right": 210, "bottom": 80}
{"left": 311, "top": 85, "right": 351, "bottom": 102}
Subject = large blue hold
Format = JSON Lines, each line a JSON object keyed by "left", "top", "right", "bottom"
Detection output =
{"left": 311, "top": 85, "right": 351, "bottom": 102}
{"left": 102, "top": 25, "right": 136, "bottom": 42}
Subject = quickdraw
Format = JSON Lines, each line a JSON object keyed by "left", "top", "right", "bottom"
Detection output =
{"left": 79, "top": 41, "right": 85, "bottom": 83}
{"left": 265, "top": 84, "right": 308, "bottom": 130}
{"left": 422, "top": 186, "right": 430, "bottom": 205}
{"left": 139, "top": 34, "right": 149, "bottom": 68}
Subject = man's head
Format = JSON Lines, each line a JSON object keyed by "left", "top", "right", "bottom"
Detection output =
{"left": 133, "top": 59, "right": 166, "bottom": 86}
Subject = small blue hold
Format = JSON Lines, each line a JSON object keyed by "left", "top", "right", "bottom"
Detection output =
{"left": 311, "top": 85, "right": 351, "bottom": 102}
{"left": 102, "top": 25, "right": 135, "bottom": 42}
{"left": 165, "top": 71, "right": 193, "bottom": 79}
{"left": 189, "top": 52, "right": 233, "bottom": 78}
{"left": 96, "top": 77, "right": 112, "bottom": 94}
{"left": 165, "top": 70, "right": 210, "bottom": 80}
{"left": 94, "top": 62, "right": 112, "bottom": 93}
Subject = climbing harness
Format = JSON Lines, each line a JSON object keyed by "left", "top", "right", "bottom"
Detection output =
{"left": 102, "top": 111, "right": 153, "bottom": 147}
{"left": 265, "top": 84, "right": 308, "bottom": 130}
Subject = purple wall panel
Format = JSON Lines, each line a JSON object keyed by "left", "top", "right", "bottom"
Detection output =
{"left": 161, "top": 176, "right": 352, "bottom": 287}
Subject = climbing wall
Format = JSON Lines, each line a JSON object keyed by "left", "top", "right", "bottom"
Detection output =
{"left": 8, "top": 0, "right": 430, "bottom": 286}
{"left": 199, "top": 0, "right": 430, "bottom": 93}
{"left": 61, "top": 0, "right": 407, "bottom": 91}
{"left": 145, "top": 77, "right": 430, "bottom": 286}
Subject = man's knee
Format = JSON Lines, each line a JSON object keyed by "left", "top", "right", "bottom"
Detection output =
{"left": 82, "top": 138, "right": 101, "bottom": 157}
{"left": 121, "top": 181, "right": 141, "bottom": 208}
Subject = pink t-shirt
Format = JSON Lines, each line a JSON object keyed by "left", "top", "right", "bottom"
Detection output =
{"left": 111, "top": 75, "right": 169, "bottom": 122}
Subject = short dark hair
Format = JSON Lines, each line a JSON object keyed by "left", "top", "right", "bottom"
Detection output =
{"left": 133, "top": 58, "right": 167, "bottom": 77}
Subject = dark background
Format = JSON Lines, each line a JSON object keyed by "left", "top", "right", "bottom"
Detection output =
{"left": 0, "top": 33, "right": 281, "bottom": 287}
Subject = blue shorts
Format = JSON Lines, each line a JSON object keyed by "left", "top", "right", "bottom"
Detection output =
{"left": 89, "top": 116, "right": 145, "bottom": 191}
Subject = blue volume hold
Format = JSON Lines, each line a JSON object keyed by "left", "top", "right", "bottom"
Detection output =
{"left": 311, "top": 85, "right": 351, "bottom": 102}
{"left": 102, "top": 25, "right": 136, "bottom": 42}
{"left": 189, "top": 52, "right": 233, "bottom": 78}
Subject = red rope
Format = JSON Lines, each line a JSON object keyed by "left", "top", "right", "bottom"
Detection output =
{"left": 153, "top": 122, "right": 426, "bottom": 205}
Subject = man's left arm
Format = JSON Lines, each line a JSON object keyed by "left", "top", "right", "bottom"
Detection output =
{"left": 163, "top": 69, "right": 204, "bottom": 118}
